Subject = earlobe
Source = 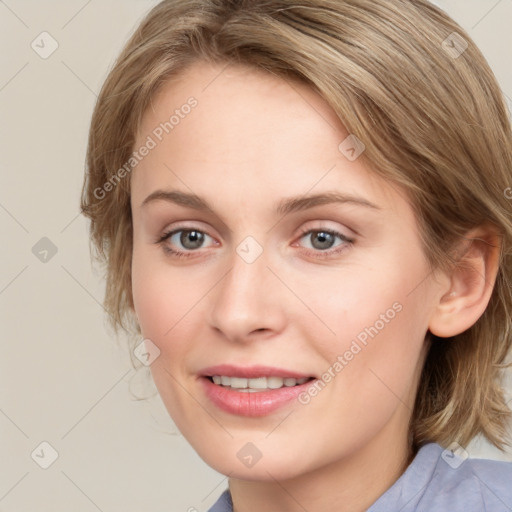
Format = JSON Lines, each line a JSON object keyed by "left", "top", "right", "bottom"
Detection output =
{"left": 428, "top": 226, "right": 501, "bottom": 338}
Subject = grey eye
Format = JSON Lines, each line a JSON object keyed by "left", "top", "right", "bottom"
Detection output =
{"left": 309, "top": 231, "right": 336, "bottom": 250}
{"left": 170, "top": 230, "right": 209, "bottom": 250}
{"left": 300, "top": 230, "right": 345, "bottom": 251}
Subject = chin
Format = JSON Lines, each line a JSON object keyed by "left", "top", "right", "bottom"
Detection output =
{"left": 194, "top": 442, "right": 314, "bottom": 482}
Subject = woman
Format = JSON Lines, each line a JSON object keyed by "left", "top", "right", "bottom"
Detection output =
{"left": 81, "top": 1, "right": 512, "bottom": 510}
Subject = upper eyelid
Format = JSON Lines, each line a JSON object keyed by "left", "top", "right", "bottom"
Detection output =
{"left": 161, "top": 225, "right": 349, "bottom": 238}
{"left": 162, "top": 218, "right": 352, "bottom": 236}
{"left": 297, "top": 225, "right": 350, "bottom": 236}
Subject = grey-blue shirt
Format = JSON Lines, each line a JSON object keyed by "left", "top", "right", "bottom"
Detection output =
{"left": 208, "top": 442, "right": 512, "bottom": 511}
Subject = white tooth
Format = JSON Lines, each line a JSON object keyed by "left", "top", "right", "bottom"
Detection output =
{"left": 237, "top": 388, "right": 260, "bottom": 393}
{"left": 248, "top": 377, "right": 268, "bottom": 389}
{"left": 215, "top": 376, "right": 305, "bottom": 390}
{"left": 267, "top": 377, "right": 285, "bottom": 389}
{"left": 230, "top": 377, "right": 248, "bottom": 389}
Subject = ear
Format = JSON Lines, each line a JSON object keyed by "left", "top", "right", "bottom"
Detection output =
{"left": 428, "top": 225, "right": 501, "bottom": 338}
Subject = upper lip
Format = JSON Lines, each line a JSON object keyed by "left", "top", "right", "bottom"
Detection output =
{"left": 199, "top": 364, "right": 313, "bottom": 379}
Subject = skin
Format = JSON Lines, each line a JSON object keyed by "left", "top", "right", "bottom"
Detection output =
{"left": 129, "top": 60, "right": 500, "bottom": 512}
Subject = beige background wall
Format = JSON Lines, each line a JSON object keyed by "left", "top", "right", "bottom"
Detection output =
{"left": 1, "top": 1, "right": 511, "bottom": 510}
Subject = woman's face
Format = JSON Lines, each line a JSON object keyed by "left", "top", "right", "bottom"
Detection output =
{"left": 130, "top": 61, "right": 442, "bottom": 480}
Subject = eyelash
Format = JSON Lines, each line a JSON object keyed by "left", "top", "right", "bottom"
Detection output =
{"left": 156, "top": 227, "right": 355, "bottom": 260}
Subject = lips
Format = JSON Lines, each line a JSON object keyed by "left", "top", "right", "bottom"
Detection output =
{"left": 199, "top": 364, "right": 316, "bottom": 416}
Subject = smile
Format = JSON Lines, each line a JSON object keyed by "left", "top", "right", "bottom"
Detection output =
{"left": 199, "top": 365, "right": 317, "bottom": 416}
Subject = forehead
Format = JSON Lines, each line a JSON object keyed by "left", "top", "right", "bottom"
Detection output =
{"left": 143, "top": 60, "right": 344, "bottom": 128}
{"left": 138, "top": 59, "right": 346, "bottom": 157}
{"left": 131, "top": 60, "right": 402, "bottom": 213}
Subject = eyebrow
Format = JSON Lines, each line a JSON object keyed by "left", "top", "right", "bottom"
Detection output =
{"left": 141, "top": 189, "right": 381, "bottom": 215}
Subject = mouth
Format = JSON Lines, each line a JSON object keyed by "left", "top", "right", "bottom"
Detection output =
{"left": 198, "top": 365, "right": 317, "bottom": 416}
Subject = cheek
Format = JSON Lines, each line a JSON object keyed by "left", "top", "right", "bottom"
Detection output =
{"left": 131, "top": 248, "right": 189, "bottom": 341}
{"left": 131, "top": 251, "right": 196, "bottom": 406}
{"left": 297, "top": 251, "right": 430, "bottom": 391}
{"left": 131, "top": 247, "right": 217, "bottom": 385}
{"left": 296, "top": 265, "right": 410, "bottom": 348}
{"left": 132, "top": 268, "right": 169, "bottom": 339}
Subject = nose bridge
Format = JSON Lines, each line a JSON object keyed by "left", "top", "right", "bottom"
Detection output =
{"left": 226, "top": 257, "right": 263, "bottom": 303}
{"left": 208, "top": 242, "right": 283, "bottom": 340}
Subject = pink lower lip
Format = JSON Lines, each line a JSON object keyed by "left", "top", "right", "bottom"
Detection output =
{"left": 200, "top": 377, "right": 314, "bottom": 417}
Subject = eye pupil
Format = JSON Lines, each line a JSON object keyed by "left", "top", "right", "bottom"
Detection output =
{"left": 311, "top": 231, "right": 335, "bottom": 250}
{"left": 180, "top": 230, "right": 204, "bottom": 249}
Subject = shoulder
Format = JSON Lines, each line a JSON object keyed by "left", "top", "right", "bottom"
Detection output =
{"left": 441, "top": 449, "right": 512, "bottom": 510}
{"left": 370, "top": 442, "right": 512, "bottom": 512}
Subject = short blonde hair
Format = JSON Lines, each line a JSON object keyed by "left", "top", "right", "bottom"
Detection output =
{"left": 81, "top": 0, "right": 512, "bottom": 450}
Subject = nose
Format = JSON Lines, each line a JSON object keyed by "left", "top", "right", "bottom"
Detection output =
{"left": 207, "top": 247, "right": 287, "bottom": 343}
